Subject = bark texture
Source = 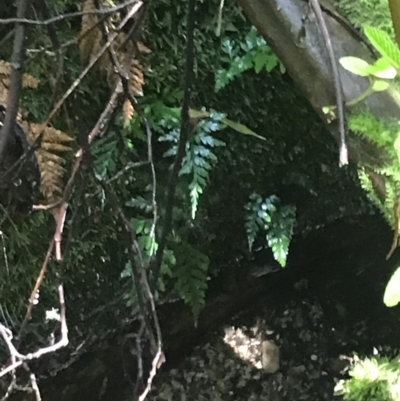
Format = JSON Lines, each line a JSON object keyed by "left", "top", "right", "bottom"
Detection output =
{"left": 236, "top": 0, "right": 400, "bottom": 167}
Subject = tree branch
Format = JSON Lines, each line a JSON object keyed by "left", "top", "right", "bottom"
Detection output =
{"left": 0, "top": 0, "right": 31, "bottom": 160}
{"left": 0, "top": 0, "right": 140, "bottom": 26}
{"left": 151, "top": 0, "right": 197, "bottom": 285}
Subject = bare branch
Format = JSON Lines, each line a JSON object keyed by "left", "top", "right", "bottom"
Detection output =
{"left": 0, "top": 0, "right": 31, "bottom": 160}
{"left": 43, "top": 1, "right": 143, "bottom": 125}
{"left": 138, "top": 347, "right": 165, "bottom": 401}
{"left": 0, "top": 29, "right": 15, "bottom": 48}
{"left": 309, "top": 0, "right": 348, "bottom": 166}
{"left": 145, "top": 121, "right": 158, "bottom": 239}
{"left": 151, "top": 0, "right": 197, "bottom": 285}
{"left": 18, "top": 238, "right": 55, "bottom": 337}
{"left": 0, "top": 285, "right": 68, "bottom": 378}
{"left": 0, "top": 0, "right": 140, "bottom": 26}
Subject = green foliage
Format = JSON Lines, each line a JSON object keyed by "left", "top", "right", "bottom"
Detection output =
{"left": 336, "top": 27, "right": 400, "bottom": 110}
{"left": 215, "top": 26, "right": 284, "bottom": 92}
{"left": 364, "top": 26, "right": 400, "bottom": 70}
{"left": 335, "top": 355, "right": 400, "bottom": 401}
{"left": 383, "top": 263, "right": 400, "bottom": 307}
{"left": 131, "top": 217, "right": 157, "bottom": 257}
{"left": 348, "top": 111, "right": 400, "bottom": 225}
{"left": 0, "top": 0, "right": 373, "bottom": 347}
{"left": 334, "top": 0, "right": 394, "bottom": 36}
{"left": 349, "top": 111, "right": 399, "bottom": 153}
{"left": 167, "top": 108, "right": 265, "bottom": 140}
{"left": 158, "top": 109, "right": 226, "bottom": 219}
{"left": 244, "top": 194, "right": 296, "bottom": 267}
{"left": 337, "top": 25, "right": 400, "bottom": 237}
{"left": 340, "top": 56, "right": 396, "bottom": 81}
{"left": 121, "top": 211, "right": 209, "bottom": 319}
{"left": 169, "top": 239, "right": 209, "bottom": 321}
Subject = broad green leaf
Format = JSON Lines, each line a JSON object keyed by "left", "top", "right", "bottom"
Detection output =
{"left": 169, "top": 107, "right": 209, "bottom": 120}
{"left": 364, "top": 26, "right": 400, "bottom": 69}
{"left": 221, "top": 117, "right": 265, "bottom": 140}
{"left": 371, "top": 79, "right": 390, "bottom": 92}
{"left": 383, "top": 265, "right": 400, "bottom": 307}
{"left": 366, "top": 57, "right": 397, "bottom": 79}
{"left": 170, "top": 107, "right": 265, "bottom": 140}
{"left": 253, "top": 51, "right": 269, "bottom": 73}
{"left": 339, "top": 56, "right": 370, "bottom": 76}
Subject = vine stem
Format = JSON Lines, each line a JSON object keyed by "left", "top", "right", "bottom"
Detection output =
{"left": 151, "top": 0, "right": 197, "bottom": 286}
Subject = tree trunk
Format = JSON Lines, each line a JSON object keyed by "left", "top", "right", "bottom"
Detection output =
{"left": 236, "top": 0, "right": 400, "bottom": 168}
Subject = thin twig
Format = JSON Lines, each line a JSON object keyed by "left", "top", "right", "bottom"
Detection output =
{"left": 145, "top": 121, "right": 158, "bottom": 239}
{"left": 17, "top": 238, "right": 55, "bottom": 339}
{"left": 151, "top": 0, "right": 197, "bottom": 285}
{"left": 0, "top": 29, "right": 15, "bottom": 48}
{"left": 95, "top": 177, "right": 164, "bottom": 399}
{"left": 36, "top": 0, "right": 66, "bottom": 116}
{"left": 43, "top": 1, "right": 143, "bottom": 126}
{"left": 0, "top": 0, "right": 140, "bottom": 26}
{"left": 309, "top": 0, "right": 348, "bottom": 166}
{"left": 107, "top": 161, "right": 149, "bottom": 184}
{"left": 216, "top": 0, "right": 225, "bottom": 37}
{"left": 138, "top": 347, "right": 165, "bottom": 401}
{"left": 0, "top": 285, "right": 68, "bottom": 378}
{"left": 47, "top": 84, "right": 121, "bottom": 260}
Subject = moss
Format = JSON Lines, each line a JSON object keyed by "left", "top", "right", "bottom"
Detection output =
{"left": 333, "top": 0, "right": 394, "bottom": 37}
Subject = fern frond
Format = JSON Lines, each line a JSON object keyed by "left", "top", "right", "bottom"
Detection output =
{"left": 128, "top": 60, "right": 145, "bottom": 95}
{"left": 123, "top": 98, "right": 134, "bottom": 126}
{"left": 22, "top": 122, "right": 73, "bottom": 205}
{"left": 79, "top": 0, "right": 102, "bottom": 66}
{"left": 170, "top": 241, "right": 209, "bottom": 320}
{"left": 0, "top": 60, "right": 39, "bottom": 89}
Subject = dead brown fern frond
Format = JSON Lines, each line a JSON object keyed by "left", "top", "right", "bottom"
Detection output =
{"left": 0, "top": 60, "right": 39, "bottom": 105}
{"left": 78, "top": 1, "right": 149, "bottom": 98}
{"left": 123, "top": 98, "right": 134, "bottom": 126}
{"left": 22, "top": 122, "right": 74, "bottom": 205}
{"left": 79, "top": 0, "right": 103, "bottom": 66}
{"left": 0, "top": 60, "right": 39, "bottom": 89}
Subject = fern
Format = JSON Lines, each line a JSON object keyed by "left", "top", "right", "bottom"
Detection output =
{"left": 266, "top": 202, "right": 296, "bottom": 267}
{"left": 348, "top": 111, "right": 400, "bottom": 227}
{"left": 23, "top": 123, "right": 73, "bottom": 204}
{"left": 0, "top": 61, "right": 72, "bottom": 205}
{"left": 159, "top": 111, "right": 226, "bottom": 219}
{"left": 335, "top": 355, "right": 400, "bottom": 401}
{"left": 128, "top": 217, "right": 156, "bottom": 257}
{"left": 121, "top": 219, "right": 209, "bottom": 319}
{"left": 169, "top": 240, "right": 209, "bottom": 320}
{"left": 215, "top": 27, "right": 284, "bottom": 92}
{"left": 79, "top": 0, "right": 148, "bottom": 105}
{"left": 244, "top": 194, "right": 296, "bottom": 267}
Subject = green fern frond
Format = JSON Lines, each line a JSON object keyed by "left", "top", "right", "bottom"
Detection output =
{"left": 170, "top": 241, "right": 209, "bottom": 320}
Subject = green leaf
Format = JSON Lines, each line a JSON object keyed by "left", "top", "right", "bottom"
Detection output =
{"left": 253, "top": 51, "right": 269, "bottom": 73}
{"left": 364, "top": 26, "right": 400, "bottom": 70}
{"left": 383, "top": 265, "right": 400, "bottom": 307}
{"left": 371, "top": 79, "right": 390, "bottom": 92}
{"left": 221, "top": 117, "right": 265, "bottom": 140}
{"left": 170, "top": 241, "right": 209, "bottom": 320}
{"left": 366, "top": 57, "right": 397, "bottom": 79}
{"left": 339, "top": 56, "right": 370, "bottom": 76}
